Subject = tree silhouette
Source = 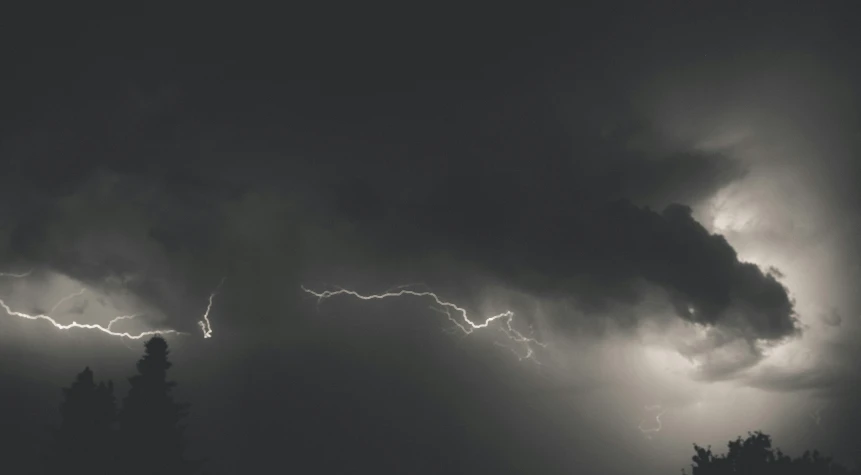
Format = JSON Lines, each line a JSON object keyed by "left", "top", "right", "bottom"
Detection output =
{"left": 685, "top": 430, "right": 859, "bottom": 474}
{"left": 42, "top": 366, "right": 117, "bottom": 475}
{"left": 118, "top": 336, "right": 201, "bottom": 475}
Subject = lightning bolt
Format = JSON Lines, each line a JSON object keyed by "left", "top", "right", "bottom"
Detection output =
{"left": 0, "top": 297, "right": 185, "bottom": 339}
{"left": 0, "top": 269, "right": 226, "bottom": 341}
{"left": 0, "top": 269, "right": 33, "bottom": 278}
{"left": 106, "top": 314, "right": 141, "bottom": 331}
{"left": 810, "top": 403, "right": 827, "bottom": 426}
{"left": 638, "top": 404, "right": 667, "bottom": 439}
{"left": 49, "top": 288, "right": 87, "bottom": 315}
{"left": 300, "top": 284, "right": 547, "bottom": 362}
{"left": 197, "top": 277, "right": 225, "bottom": 339}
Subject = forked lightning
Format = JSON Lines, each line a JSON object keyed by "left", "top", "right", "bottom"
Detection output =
{"left": 300, "top": 285, "right": 547, "bottom": 362}
{"left": 0, "top": 270, "right": 224, "bottom": 340}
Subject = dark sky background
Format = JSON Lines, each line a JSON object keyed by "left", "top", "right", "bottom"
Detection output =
{"left": 1, "top": 3, "right": 860, "bottom": 474}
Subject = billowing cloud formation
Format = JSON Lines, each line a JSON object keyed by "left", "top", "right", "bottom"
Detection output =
{"left": 332, "top": 143, "right": 798, "bottom": 373}
{"left": 0, "top": 75, "right": 796, "bottom": 382}
{"left": 2, "top": 5, "right": 860, "bottom": 473}
{"left": 0, "top": 122, "right": 797, "bottom": 386}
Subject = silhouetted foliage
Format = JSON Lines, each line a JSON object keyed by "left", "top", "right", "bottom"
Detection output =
{"left": 118, "top": 336, "right": 201, "bottom": 475}
{"left": 37, "top": 337, "right": 202, "bottom": 474}
{"left": 685, "top": 430, "right": 859, "bottom": 475}
{"left": 42, "top": 366, "right": 117, "bottom": 475}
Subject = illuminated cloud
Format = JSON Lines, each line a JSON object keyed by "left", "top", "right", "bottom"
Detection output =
{"left": 2, "top": 3, "right": 861, "bottom": 474}
{"left": 332, "top": 164, "right": 799, "bottom": 379}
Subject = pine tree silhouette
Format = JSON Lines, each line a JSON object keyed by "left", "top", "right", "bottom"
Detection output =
{"left": 43, "top": 366, "right": 117, "bottom": 475}
{"left": 118, "top": 336, "right": 201, "bottom": 475}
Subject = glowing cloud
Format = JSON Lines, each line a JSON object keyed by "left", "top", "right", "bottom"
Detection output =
{"left": 0, "top": 270, "right": 224, "bottom": 341}
{"left": 0, "top": 296, "right": 185, "bottom": 339}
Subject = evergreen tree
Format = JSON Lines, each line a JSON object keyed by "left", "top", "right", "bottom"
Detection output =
{"left": 118, "top": 336, "right": 200, "bottom": 475}
{"left": 43, "top": 366, "right": 117, "bottom": 475}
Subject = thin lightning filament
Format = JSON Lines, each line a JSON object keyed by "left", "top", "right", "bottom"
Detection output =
{"left": 300, "top": 285, "right": 547, "bottom": 362}
{"left": 638, "top": 405, "right": 667, "bottom": 439}
{"left": 0, "top": 271, "right": 225, "bottom": 340}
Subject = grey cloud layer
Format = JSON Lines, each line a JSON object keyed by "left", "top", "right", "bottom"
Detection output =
{"left": 0, "top": 80, "right": 799, "bottom": 381}
{"left": 332, "top": 133, "right": 798, "bottom": 353}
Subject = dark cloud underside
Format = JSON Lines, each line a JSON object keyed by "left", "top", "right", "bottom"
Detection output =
{"left": 4, "top": 5, "right": 859, "bottom": 472}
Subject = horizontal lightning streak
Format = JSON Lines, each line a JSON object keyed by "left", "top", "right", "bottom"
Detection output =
{"left": 0, "top": 269, "right": 33, "bottom": 278}
{"left": 0, "top": 297, "right": 185, "bottom": 339}
{"left": 0, "top": 270, "right": 226, "bottom": 341}
{"left": 300, "top": 285, "right": 547, "bottom": 362}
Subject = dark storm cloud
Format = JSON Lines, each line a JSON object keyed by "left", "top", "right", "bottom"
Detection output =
{"left": 563, "top": 118, "right": 749, "bottom": 208}
{"left": 312, "top": 103, "right": 796, "bottom": 380}
{"left": 0, "top": 63, "right": 795, "bottom": 371}
{"left": 2, "top": 4, "right": 860, "bottom": 474}
{"left": 767, "top": 266, "right": 785, "bottom": 279}
{"left": 335, "top": 153, "right": 795, "bottom": 345}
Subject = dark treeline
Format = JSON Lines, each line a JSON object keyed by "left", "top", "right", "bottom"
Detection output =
{"left": 38, "top": 336, "right": 201, "bottom": 475}
{"left": 33, "top": 335, "right": 858, "bottom": 474}
{"left": 685, "top": 431, "right": 859, "bottom": 475}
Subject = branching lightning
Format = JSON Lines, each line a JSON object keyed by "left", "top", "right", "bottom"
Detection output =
{"left": 197, "top": 277, "right": 226, "bottom": 339}
{"left": 49, "top": 288, "right": 87, "bottom": 315}
{"left": 638, "top": 404, "right": 667, "bottom": 439}
{"left": 106, "top": 314, "right": 142, "bottom": 331}
{"left": 0, "top": 297, "right": 185, "bottom": 339}
{"left": 810, "top": 403, "right": 827, "bottom": 426}
{"left": 0, "top": 270, "right": 225, "bottom": 341}
{"left": 300, "top": 284, "right": 547, "bottom": 362}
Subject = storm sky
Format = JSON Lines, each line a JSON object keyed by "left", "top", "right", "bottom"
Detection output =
{"left": 1, "top": 4, "right": 860, "bottom": 474}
